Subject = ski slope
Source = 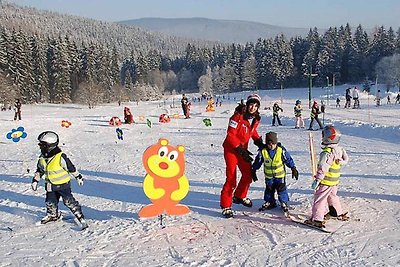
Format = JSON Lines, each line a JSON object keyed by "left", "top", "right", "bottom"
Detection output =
{"left": 0, "top": 85, "right": 399, "bottom": 266}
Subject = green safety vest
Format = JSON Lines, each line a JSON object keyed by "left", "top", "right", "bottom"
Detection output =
{"left": 40, "top": 152, "right": 71, "bottom": 185}
{"left": 320, "top": 147, "right": 341, "bottom": 186}
{"left": 262, "top": 146, "right": 285, "bottom": 179}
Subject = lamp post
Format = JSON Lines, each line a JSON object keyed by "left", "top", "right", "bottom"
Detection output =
{"left": 302, "top": 63, "right": 318, "bottom": 109}
{"left": 326, "top": 76, "right": 330, "bottom": 105}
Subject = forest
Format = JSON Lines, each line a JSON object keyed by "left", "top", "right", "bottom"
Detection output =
{"left": 1, "top": 3, "right": 400, "bottom": 106}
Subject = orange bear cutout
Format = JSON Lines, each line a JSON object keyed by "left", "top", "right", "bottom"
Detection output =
{"left": 139, "top": 138, "right": 190, "bottom": 218}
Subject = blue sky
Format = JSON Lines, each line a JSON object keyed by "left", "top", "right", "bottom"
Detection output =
{"left": 9, "top": 0, "right": 400, "bottom": 29}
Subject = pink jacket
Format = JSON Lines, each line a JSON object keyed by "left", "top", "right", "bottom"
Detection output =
{"left": 315, "top": 144, "right": 349, "bottom": 181}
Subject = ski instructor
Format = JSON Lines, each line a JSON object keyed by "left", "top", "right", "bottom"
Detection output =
{"left": 220, "top": 94, "right": 263, "bottom": 218}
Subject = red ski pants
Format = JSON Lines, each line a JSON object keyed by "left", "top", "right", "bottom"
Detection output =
{"left": 220, "top": 149, "right": 253, "bottom": 209}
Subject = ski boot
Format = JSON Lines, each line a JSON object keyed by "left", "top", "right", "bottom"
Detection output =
{"left": 280, "top": 202, "right": 289, "bottom": 213}
{"left": 258, "top": 201, "right": 277, "bottom": 211}
{"left": 75, "top": 214, "right": 89, "bottom": 230}
{"left": 222, "top": 207, "right": 234, "bottom": 218}
{"left": 41, "top": 213, "right": 61, "bottom": 224}
{"left": 232, "top": 196, "right": 253, "bottom": 208}
{"left": 337, "top": 212, "right": 349, "bottom": 221}
{"left": 78, "top": 218, "right": 89, "bottom": 230}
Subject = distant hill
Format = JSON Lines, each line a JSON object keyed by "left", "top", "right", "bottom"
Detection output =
{"left": 0, "top": 4, "right": 216, "bottom": 59}
{"left": 118, "top": 17, "right": 311, "bottom": 43}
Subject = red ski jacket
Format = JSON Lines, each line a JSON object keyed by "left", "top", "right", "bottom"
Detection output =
{"left": 222, "top": 112, "right": 261, "bottom": 151}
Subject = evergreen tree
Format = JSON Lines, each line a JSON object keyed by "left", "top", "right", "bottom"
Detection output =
{"left": 271, "top": 34, "right": 294, "bottom": 88}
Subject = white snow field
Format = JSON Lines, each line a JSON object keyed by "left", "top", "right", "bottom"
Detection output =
{"left": 0, "top": 85, "right": 399, "bottom": 267}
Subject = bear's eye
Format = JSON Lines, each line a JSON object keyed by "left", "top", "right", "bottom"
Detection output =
{"left": 158, "top": 147, "right": 168, "bottom": 157}
{"left": 167, "top": 151, "right": 178, "bottom": 161}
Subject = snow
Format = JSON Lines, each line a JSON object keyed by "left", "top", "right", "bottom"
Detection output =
{"left": 1, "top": 85, "right": 399, "bottom": 266}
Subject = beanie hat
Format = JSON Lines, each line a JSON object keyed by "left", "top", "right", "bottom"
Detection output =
{"left": 246, "top": 94, "right": 261, "bottom": 107}
{"left": 265, "top": 131, "right": 278, "bottom": 144}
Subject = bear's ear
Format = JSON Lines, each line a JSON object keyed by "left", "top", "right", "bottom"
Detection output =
{"left": 159, "top": 138, "right": 169, "bottom": 146}
{"left": 177, "top": 145, "right": 185, "bottom": 153}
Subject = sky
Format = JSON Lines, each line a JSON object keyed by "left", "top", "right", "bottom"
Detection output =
{"left": 8, "top": 0, "right": 400, "bottom": 29}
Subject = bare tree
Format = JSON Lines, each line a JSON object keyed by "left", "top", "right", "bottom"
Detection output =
{"left": 72, "top": 81, "right": 104, "bottom": 108}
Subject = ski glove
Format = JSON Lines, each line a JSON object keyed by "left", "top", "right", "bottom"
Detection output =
{"left": 235, "top": 146, "right": 254, "bottom": 163}
{"left": 291, "top": 167, "right": 299, "bottom": 180}
{"left": 76, "top": 174, "right": 84, "bottom": 186}
{"left": 251, "top": 170, "right": 258, "bottom": 182}
{"left": 253, "top": 137, "right": 264, "bottom": 150}
{"left": 31, "top": 181, "right": 38, "bottom": 191}
{"left": 311, "top": 179, "right": 320, "bottom": 190}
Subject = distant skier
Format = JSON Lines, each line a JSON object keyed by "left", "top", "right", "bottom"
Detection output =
{"left": 376, "top": 90, "right": 381, "bottom": 106}
{"left": 181, "top": 94, "right": 189, "bottom": 117}
{"left": 386, "top": 95, "right": 391, "bottom": 105}
{"left": 293, "top": 99, "right": 304, "bottom": 129}
{"left": 252, "top": 131, "right": 299, "bottom": 213}
{"left": 395, "top": 93, "right": 400, "bottom": 104}
{"left": 308, "top": 101, "right": 323, "bottom": 130}
{"left": 220, "top": 94, "right": 263, "bottom": 218}
{"left": 13, "top": 99, "right": 22, "bottom": 121}
{"left": 336, "top": 97, "right": 341, "bottom": 108}
{"left": 272, "top": 102, "right": 283, "bottom": 126}
{"left": 344, "top": 88, "right": 352, "bottom": 108}
{"left": 352, "top": 87, "right": 360, "bottom": 108}
{"left": 185, "top": 102, "right": 192, "bottom": 119}
{"left": 31, "top": 131, "right": 88, "bottom": 229}
{"left": 124, "top": 107, "right": 134, "bottom": 124}
{"left": 306, "top": 125, "right": 349, "bottom": 228}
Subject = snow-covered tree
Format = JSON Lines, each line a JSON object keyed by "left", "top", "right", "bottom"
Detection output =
{"left": 198, "top": 65, "right": 213, "bottom": 94}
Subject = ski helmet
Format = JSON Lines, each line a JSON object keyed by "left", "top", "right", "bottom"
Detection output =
{"left": 321, "top": 125, "right": 341, "bottom": 145}
{"left": 246, "top": 94, "right": 261, "bottom": 107}
{"left": 38, "top": 131, "right": 59, "bottom": 154}
{"left": 296, "top": 99, "right": 301, "bottom": 105}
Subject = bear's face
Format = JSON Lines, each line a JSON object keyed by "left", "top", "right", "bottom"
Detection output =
{"left": 142, "top": 139, "right": 185, "bottom": 179}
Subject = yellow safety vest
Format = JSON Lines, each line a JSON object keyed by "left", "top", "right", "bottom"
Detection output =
{"left": 320, "top": 147, "right": 341, "bottom": 186}
{"left": 262, "top": 146, "right": 285, "bottom": 179}
{"left": 39, "top": 152, "right": 71, "bottom": 185}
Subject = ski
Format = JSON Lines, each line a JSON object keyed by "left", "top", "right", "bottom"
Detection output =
{"left": 287, "top": 214, "right": 334, "bottom": 233}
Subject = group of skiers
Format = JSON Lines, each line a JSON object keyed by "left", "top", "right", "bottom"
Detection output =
{"left": 220, "top": 94, "right": 349, "bottom": 228}
{"left": 344, "top": 87, "right": 360, "bottom": 109}
{"left": 27, "top": 92, "right": 351, "bottom": 230}
{"left": 267, "top": 99, "right": 324, "bottom": 131}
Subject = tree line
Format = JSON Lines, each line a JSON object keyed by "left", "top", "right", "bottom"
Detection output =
{"left": 1, "top": 3, "right": 400, "bottom": 106}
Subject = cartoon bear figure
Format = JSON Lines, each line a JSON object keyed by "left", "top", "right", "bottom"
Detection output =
{"left": 139, "top": 138, "right": 190, "bottom": 218}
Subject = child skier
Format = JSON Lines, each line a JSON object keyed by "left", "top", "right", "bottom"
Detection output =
{"left": 124, "top": 107, "right": 134, "bottom": 124}
{"left": 272, "top": 102, "right": 283, "bottom": 126}
{"left": 252, "top": 132, "right": 299, "bottom": 212}
{"left": 308, "top": 100, "right": 323, "bottom": 130}
{"left": 306, "top": 125, "right": 349, "bottom": 228}
{"left": 31, "top": 131, "right": 88, "bottom": 229}
{"left": 293, "top": 100, "right": 304, "bottom": 129}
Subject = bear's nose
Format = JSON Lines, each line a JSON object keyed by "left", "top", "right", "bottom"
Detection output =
{"left": 159, "top": 162, "right": 168, "bottom": 170}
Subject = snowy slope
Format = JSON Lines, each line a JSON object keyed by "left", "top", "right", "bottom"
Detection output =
{"left": 0, "top": 86, "right": 399, "bottom": 267}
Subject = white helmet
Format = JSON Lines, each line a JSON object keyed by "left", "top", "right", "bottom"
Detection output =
{"left": 321, "top": 125, "right": 341, "bottom": 145}
{"left": 38, "top": 131, "right": 59, "bottom": 153}
{"left": 246, "top": 94, "right": 261, "bottom": 107}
